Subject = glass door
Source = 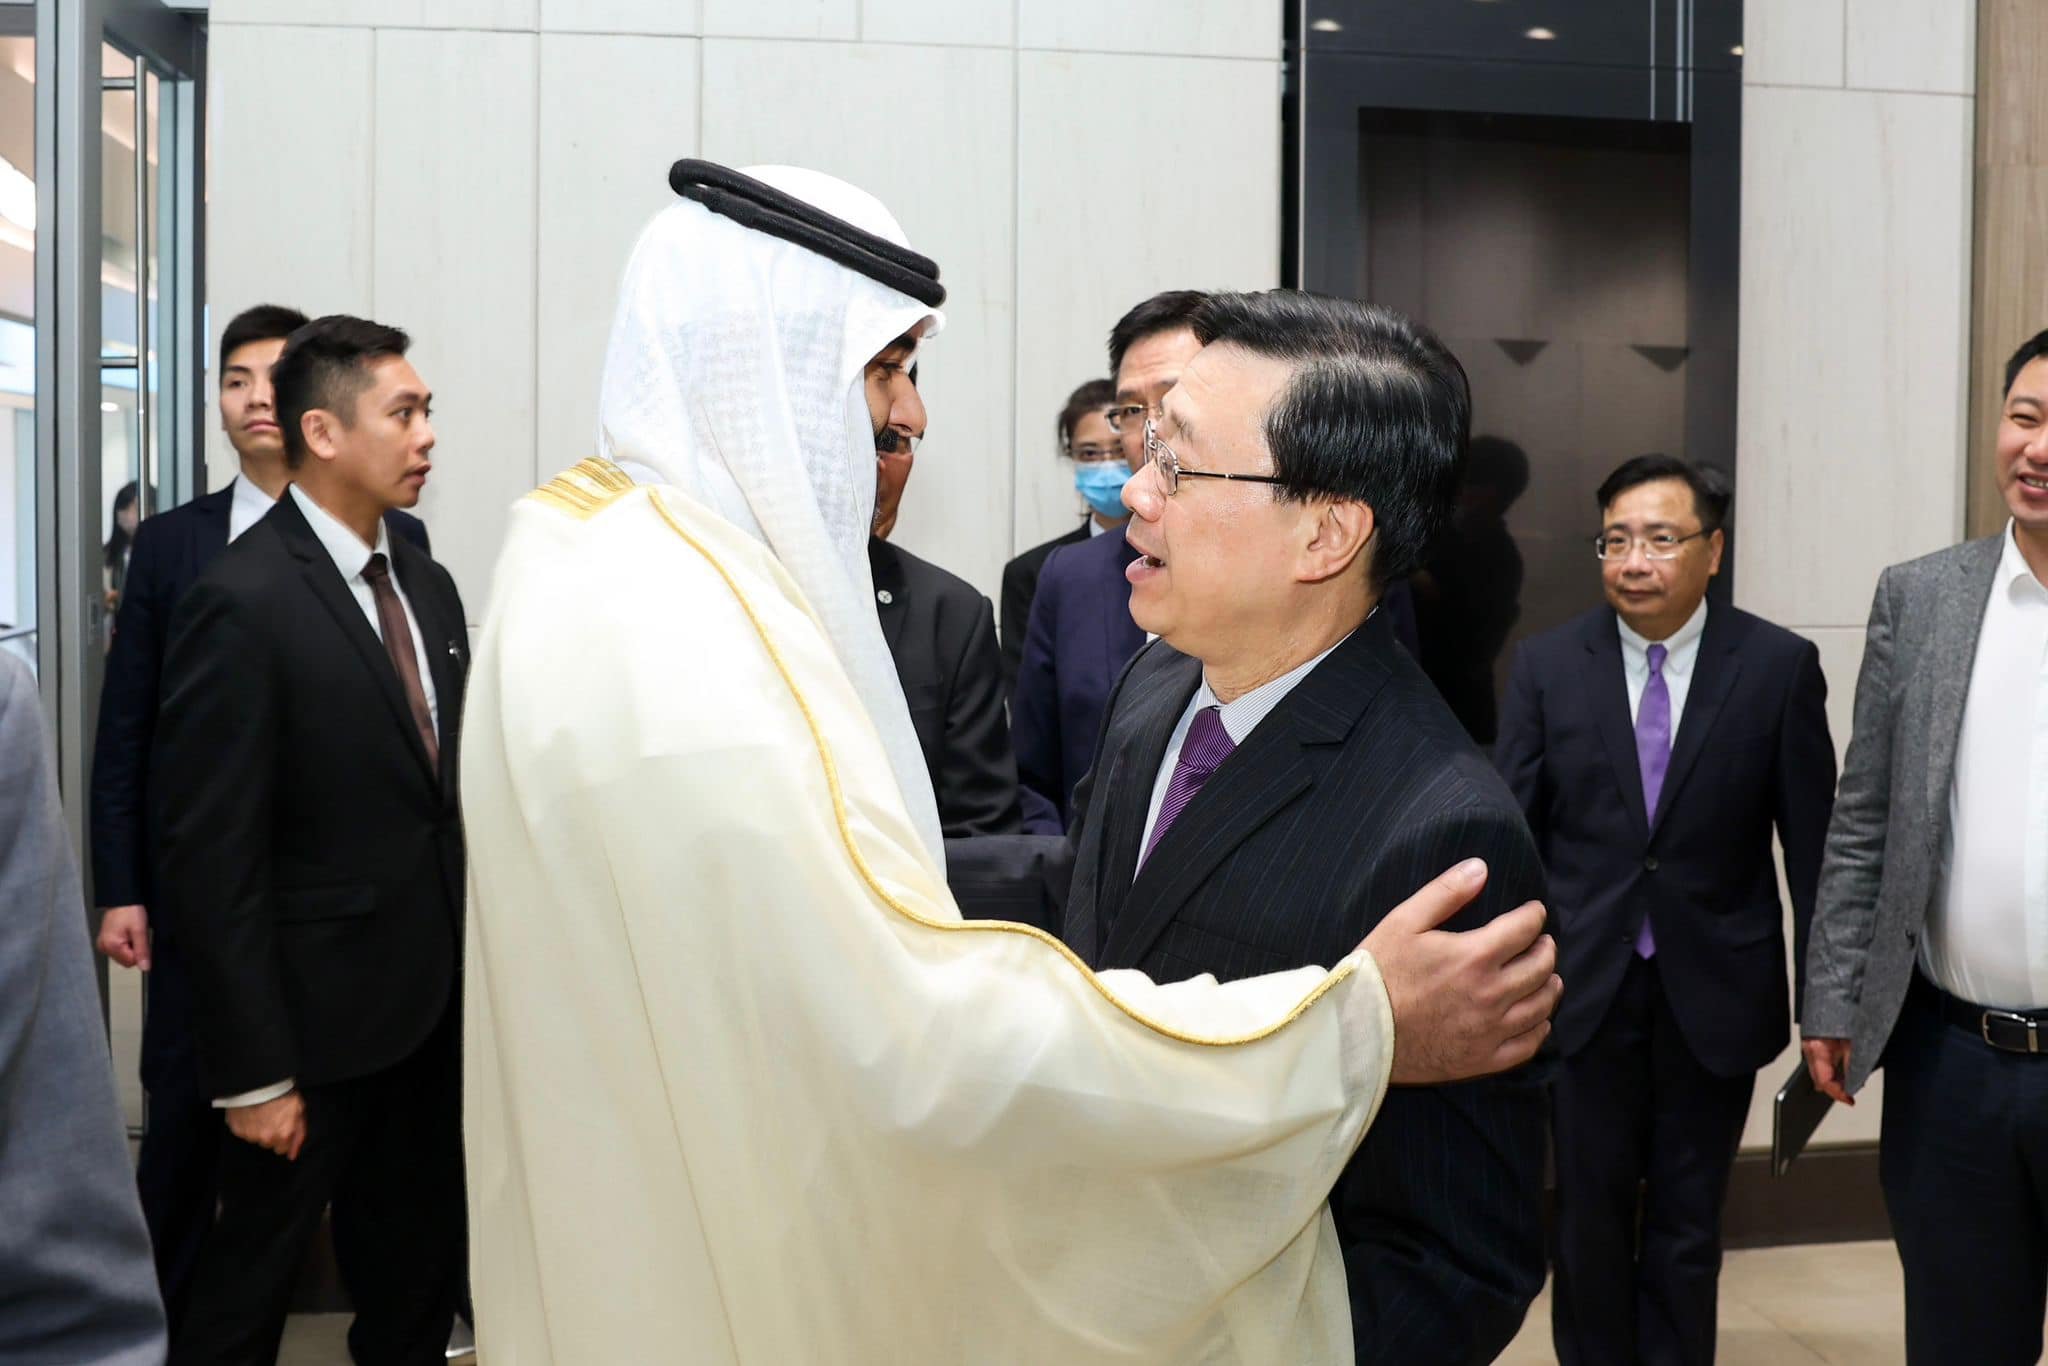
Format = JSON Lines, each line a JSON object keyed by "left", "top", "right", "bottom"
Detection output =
{"left": 0, "top": 15, "right": 34, "bottom": 676}
{"left": 26, "top": 0, "right": 204, "bottom": 1124}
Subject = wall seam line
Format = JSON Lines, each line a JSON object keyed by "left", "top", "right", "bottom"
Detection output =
{"left": 1008, "top": 0, "right": 1021, "bottom": 561}
{"left": 368, "top": 24, "right": 378, "bottom": 319}
{"left": 210, "top": 19, "right": 1277, "bottom": 64}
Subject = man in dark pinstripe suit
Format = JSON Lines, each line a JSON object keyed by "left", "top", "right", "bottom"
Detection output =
{"left": 1062, "top": 291, "right": 1551, "bottom": 1364}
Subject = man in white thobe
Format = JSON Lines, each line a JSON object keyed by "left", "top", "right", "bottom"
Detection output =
{"left": 459, "top": 161, "right": 1559, "bottom": 1364}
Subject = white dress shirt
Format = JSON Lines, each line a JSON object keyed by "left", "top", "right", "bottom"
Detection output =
{"left": 1616, "top": 597, "right": 1708, "bottom": 729}
{"left": 226, "top": 473, "right": 278, "bottom": 542}
{"left": 1922, "top": 523, "right": 2048, "bottom": 1009}
{"left": 1138, "top": 633, "right": 1349, "bottom": 865}
{"left": 215, "top": 487, "right": 438, "bottom": 1108}
{"left": 289, "top": 484, "right": 439, "bottom": 731}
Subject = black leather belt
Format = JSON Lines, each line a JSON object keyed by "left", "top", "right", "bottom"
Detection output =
{"left": 1926, "top": 977, "right": 2048, "bottom": 1055}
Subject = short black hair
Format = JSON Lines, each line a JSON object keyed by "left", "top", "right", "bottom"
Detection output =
{"left": 1107, "top": 290, "right": 1208, "bottom": 383}
{"left": 272, "top": 315, "right": 412, "bottom": 469}
{"left": 218, "top": 304, "right": 310, "bottom": 375}
{"left": 1057, "top": 378, "right": 1116, "bottom": 454}
{"left": 1595, "top": 453, "right": 1731, "bottom": 532}
{"left": 2005, "top": 328, "right": 2048, "bottom": 396}
{"left": 1190, "top": 290, "right": 1470, "bottom": 587}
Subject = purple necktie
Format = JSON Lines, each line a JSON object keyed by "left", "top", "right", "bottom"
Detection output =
{"left": 1635, "top": 642, "right": 1670, "bottom": 958}
{"left": 1139, "top": 706, "right": 1236, "bottom": 869}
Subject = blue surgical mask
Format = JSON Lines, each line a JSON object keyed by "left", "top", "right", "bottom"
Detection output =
{"left": 1074, "top": 462, "right": 1131, "bottom": 519}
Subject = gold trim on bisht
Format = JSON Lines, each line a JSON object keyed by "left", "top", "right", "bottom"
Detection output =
{"left": 643, "top": 487, "right": 1362, "bottom": 1049}
{"left": 528, "top": 457, "right": 638, "bottom": 518}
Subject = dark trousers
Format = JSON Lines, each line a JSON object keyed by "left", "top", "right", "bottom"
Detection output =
{"left": 171, "top": 1005, "right": 464, "bottom": 1366}
{"left": 134, "top": 943, "right": 220, "bottom": 1334}
{"left": 1881, "top": 974, "right": 2048, "bottom": 1366}
{"left": 1550, "top": 954, "right": 1754, "bottom": 1366}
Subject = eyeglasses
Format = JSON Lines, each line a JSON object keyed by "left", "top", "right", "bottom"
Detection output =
{"left": 1068, "top": 442, "right": 1124, "bottom": 464}
{"left": 1593, "top": 529, "right": 1710, "bottom": 561}
{"left": 1144, "top": 418, "right": 1288, "bottom": 497}
{"left": 1104, "top": 402, "right": 1161, "bottom": 435}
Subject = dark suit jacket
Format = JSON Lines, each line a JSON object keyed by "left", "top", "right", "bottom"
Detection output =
{"left": 999, "top": 519, "right": 1090, "bottom": 695}
{"left": 1494, "top": 604, "right": 1836, "bottom": 1077}
{"left": 1011, "top": 528, "right": 1144, "bottom": 833}
{"left": 869, "top": 537, "right": 1021, "bottom": 838}
{"left": 90, "top": 481, "right": 427, "bottom": 915}
{"left": 152, "top": 494, "right": 464, "bottom": 1097}
{"left": 1062, "top": 613, "right": 1550, "bottom": 1365}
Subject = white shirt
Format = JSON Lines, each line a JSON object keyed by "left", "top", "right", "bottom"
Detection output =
{"left": 289, "top": 484, "right": 439, "bottom": 732}
{"left": 215, "top": 487, "right": 439, "bottom": 1108}
{"left": 1138, "top": 633, "right": 1350, "bottom": 865}
{"left": 227, "top": 474, "right": 278, "bottom": 542}
{"left": 1922, "top": 523, "right": 2048, "bottom": 1009}
{"left": 1616, "top": 597, "right": 1708, "bottom": 729}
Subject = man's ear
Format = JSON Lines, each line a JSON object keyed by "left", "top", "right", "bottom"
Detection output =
{"left": 1298, "top": 498, "right": 1375, "bottom": 585}
{"left": 300, "top": 409, "right": 340, "bottom": 464}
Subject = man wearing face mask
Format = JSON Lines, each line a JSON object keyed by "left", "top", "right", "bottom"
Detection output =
{"left": 999, "top": 378, "right": 1123, "bottom": 693}
{"left": 1012, "top": 292, "right": 1205, "bottom": 832}
{"left": 866, "top": 362, "right": 1022, "bottom": 837}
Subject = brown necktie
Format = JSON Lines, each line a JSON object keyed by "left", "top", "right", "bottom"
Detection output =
{"left": 361, "top": 553, "right": 439, "bottom": 772}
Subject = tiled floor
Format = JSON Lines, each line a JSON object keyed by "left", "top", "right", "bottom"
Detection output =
{"left": 279, "top": 1240, "right": 1914, "bottom": 1364}
{"left": 1499, "top": 1239, "right": 1908, "bottom": 1364}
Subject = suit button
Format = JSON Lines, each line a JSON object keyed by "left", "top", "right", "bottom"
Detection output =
{"left": 1644, "top": 857, "right": 1660, "bottom": 872}
{"left": 876, "top": 590, "right": 893, "bottom": 605}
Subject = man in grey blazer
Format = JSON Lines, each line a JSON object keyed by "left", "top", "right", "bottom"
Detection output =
{"left": 0, "top": 651, "right": 166, "bottom": 1364}
{"left": 1803, "top": 326, "right": 2048, "bottom": 1365}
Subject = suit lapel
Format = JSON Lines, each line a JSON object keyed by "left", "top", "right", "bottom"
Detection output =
{"left": 868, "top": 541, "right": 910, "bottom": 655}
{"left": 1924, "top": 536, "right": 2005, "bottom": 828}
{"left": 182, "top": 486, "right": 233, "bottom": 586}
{"left": 196, "top": 486, "right": 232, "bottom": 552}
{"left": 1653, "top": 606, "right": 1741, "bottom": 836}
{"left": 1586, "top": 617, "right": 1651, "bottom": 840}
{"left": 1099, "top": 617, "right": 1395, "bottom": 969}
{"left": 1091, "top": 650, "right": 1199, "bottom": 962}
{"left": 393, "top": 534, "right": 466, "bottom": 798}
{"left": 274, "top": 496, "right": 439, "bottom": 784}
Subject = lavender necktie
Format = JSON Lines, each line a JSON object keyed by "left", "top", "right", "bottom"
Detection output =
{"left": 1139, "top": 706, "right": 1236, "bottom": 869}
{"left": 1635, "top": 642, "right": 1670, "bottom": 958}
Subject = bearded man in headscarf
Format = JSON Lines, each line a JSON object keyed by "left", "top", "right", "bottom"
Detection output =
{"left": 459, "top": 161, "right": 1559, "bottom": 1364}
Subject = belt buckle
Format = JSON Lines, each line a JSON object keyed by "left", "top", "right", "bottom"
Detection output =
{"left": 1981, "top": 1008, "right": 2039, "bottom": 1053}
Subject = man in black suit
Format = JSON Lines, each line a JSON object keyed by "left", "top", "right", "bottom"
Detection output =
{"left": 868, "top": 356, "right": 1020, "bottom": 836}
{"left": 155, "top": 315, "right": 466, "bottom": 1364}
{"left": 89, "top": 303, "right": 427, "bottom": 1328}
{"left": 1494, "top": 455, "right": 1836, "bottom": 1366}
{"left": 1062, "top": 291, "right": 1557, "bottom": 1364}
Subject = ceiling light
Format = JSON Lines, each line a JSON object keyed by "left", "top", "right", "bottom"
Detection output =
{"left": 1525, "top": 27, "right": 1557, "bottom": 41}
{"left": 1730, "top": 44, "right": 1744, "bottom": 56}
{"left": 100, "top": 401, "right": 118, "bottom": 412}
{"left": 1310, "top": 18, "right": 1342, "bottom": 32}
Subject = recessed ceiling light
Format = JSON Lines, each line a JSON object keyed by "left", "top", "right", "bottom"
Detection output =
{"left": 100, "top": 401, "right": 118, "bottom": 412}
{"left": 1730, "top": 44, "right": 1744, "bottom": 56}
{"left": 1525, "top": 27, "right": 1557, "bottom": 41}
{"left": 1310, "top": 18, "right": 1342, "bottom": 32}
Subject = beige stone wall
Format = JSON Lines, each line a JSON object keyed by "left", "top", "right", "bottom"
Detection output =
{"left": 1735, "top": 0, "right": 1977, "bottom": 1150}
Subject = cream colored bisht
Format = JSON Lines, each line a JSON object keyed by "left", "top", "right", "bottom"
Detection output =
{"left": 458, "top": 166, "right": 1396, "bottom": 1365}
